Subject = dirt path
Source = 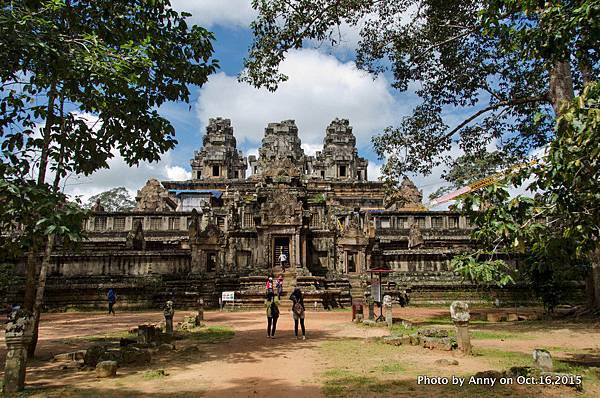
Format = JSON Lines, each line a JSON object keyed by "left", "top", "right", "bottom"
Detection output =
{"left": 0, "top": 310, "right": 388, "bottom": 397}
{"left": 1, "top": 308, "right": 599, "bottom": 397}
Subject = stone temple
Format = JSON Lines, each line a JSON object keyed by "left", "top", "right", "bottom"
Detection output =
{"left": 8, "top": 118, "right": 547, "bottom": 309}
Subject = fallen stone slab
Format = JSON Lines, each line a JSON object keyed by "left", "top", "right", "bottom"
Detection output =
{"left": 362, "top": 320, "right": 377, "bottom": 326}
{"left": 158, "top": 343, "right": 176, "bottom": 352}
{"left": 95, "top": 361, "right": 117, "bottom": 378}
{"left": 382, "top": 335, "right": 410, "bottom": 346}
{"left": 54, "top": 350, "right": 86, "bottom": 362}
{"left": 409, "top": 334, "right": 421, "bottom": 346}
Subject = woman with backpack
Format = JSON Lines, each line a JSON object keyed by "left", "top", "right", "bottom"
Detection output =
{"left": 264, "top": 290, "right": 280, "bottom": 338}
{"left": 289, "top": 287, "right": 306, "bottom": 340}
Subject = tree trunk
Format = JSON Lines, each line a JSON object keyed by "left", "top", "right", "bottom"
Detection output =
{"left": 27, "top": 234, "right": 54, "bottom": 358}
{"left": 37, "top": 83, "right": 57, "bottom": 186}
{"left": 548, "top": 60, "right": 574, "bottom": 115}
{"left": 22, "top": 248, "right": 38, "bottom": 312}
{"left": 589, "top": 248, "right": 600, "bottom": 310}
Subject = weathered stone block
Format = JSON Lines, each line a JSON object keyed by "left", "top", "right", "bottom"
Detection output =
{"left": 422, "top": 337, "right": 455, "bottom": 351}
{"left": 533, "top": 349, "right": 553, "bottom": 371}
{"left": 95, "top": 361, "right": 117, "bottom": 378}
{"left": 418, "top": 328, "right": 449, "bottom": 338}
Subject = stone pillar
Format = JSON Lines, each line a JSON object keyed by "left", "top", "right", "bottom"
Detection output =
{"left": 295, "top": 233, "right": 301, "bottom": 267}
{"left": 3, "top": 310, "right": 34, "bottom": 393}
{"left": 197, "top": 298, "right": 204, "bottom": 322}
{"left": 367, "top": 295, "right": 375, "bottom": 320}
{"left": 450, "top": 301, "right": 471, "bottom": 355}
{"left": 163, "top": 300, "right": 175, "bottom": 336}
{"left": 383, "top": 295, "right": 393, "bottom": 327}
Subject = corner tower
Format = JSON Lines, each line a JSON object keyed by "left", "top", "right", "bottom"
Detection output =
{"left": 191, "top": 118, "right": 247, "bottom": 180}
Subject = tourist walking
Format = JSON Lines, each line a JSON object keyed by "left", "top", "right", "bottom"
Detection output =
{"left": 290, "top": 287, "right": 306, "bottom": 340}
{"left": 278, "top": 251, "right": 287, "bottom": 272}
{"left": 275, "top": 275, "right": 284, "bottom": 300}
{"left": 265, "top": 291, "right": 280, "bottom": 338}
{"left": 266, "top": 276, "right": 274, "bottom": 294}
{"left": 107, "top": 288, "right": 117, "bottom": 315}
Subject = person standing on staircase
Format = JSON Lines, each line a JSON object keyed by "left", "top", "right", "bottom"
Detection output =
{"left": 276, "top": 275, "right": 284, "bottom": 300}
{"left": 278, "top": 251, "right": 287, "bottom": 273}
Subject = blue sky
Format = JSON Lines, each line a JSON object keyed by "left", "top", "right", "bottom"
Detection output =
{"left": 65, "top": 1, "right": 456, "bottom": 202}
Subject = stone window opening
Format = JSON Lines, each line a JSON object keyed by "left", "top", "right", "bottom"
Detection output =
{"left": 414, "top": 216, "right": 426, "bottom": 228}
{"left": 431, "top": 216, "right": 444, "bottom": 229}
{"left": 320, "top": 170, "right": 325, "bottom": 178}
{"left": 113, "top": 217, "right": 126, "bottom": 231}
{"left": 397, "top": 217, "right": 408, "bottom": 229}
{"left": 217, "top": 216, "right": 226, "bottom": 230}
{"left": 94, "top": 217, "right": 107, "bottom": 231}
{"left": 168, "top": 217, "right": 180, "bottom": 231}
{"left": 212, "top": 165, "right": 220, "bottom": 177}
{"left": 448, "top": 216, "right": 459, "bottom": 229}
{"left": 357, "top": 170, "right": 362, "bottom": 180}
{"left": 339, "top": 165, "right": 347, "bottom": 177}
{"left": 133, "top": 217, "right": 144, "bottom": 230}
{"left": 149, "top": 217, "right": 162, "bottom": 230}
{"left": 347, "top": 252, "right": 357, "bottom": 273}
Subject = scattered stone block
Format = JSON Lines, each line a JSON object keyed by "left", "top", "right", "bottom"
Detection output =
{"left": 507, "top": 313, "right": 519, "bottom": 321}
{"left": 383, "top": 336, "right": 405, "bottom": 346}
{"left": 54, "top": 350, "right": 86, "bottom": 362}
{"left": 486, "top": 313, "right": 504, "bottom": 322}
{"left": 95, "top": 361, "right": 117, "bottom": 378}
{"left": 84, "top": 344, "right": 109, "bottom": 367}
{"left": 422, "top": 337, "right": 455, "bottom": 351}
{"left": 120, "top": 346, "right": 151, "bottom": 365}
{"left": 362, "top": 319, "right": 376, "bottom": 327}
{"left": 533, "top": 349, "right": 553, "bottom": 371}
{"left": 418, "top": 328, "right": 449, "bottom": 338}
{"left": 409, "top": 334, "right": 421, "bottom": 346}
{"left": 120, "top": 338, "right": 137, "bottom": 347}
{"left": 434, "top": 358, "right": 459, "bottom": 366}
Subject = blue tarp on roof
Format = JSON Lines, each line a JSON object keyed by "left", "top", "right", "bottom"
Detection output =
{"left": 169, "top": 189, "right": 223, "bottom": 198}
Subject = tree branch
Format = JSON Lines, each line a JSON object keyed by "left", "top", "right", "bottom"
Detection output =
{"left": 434, "top": 95, "right": 549, "bottom": 146}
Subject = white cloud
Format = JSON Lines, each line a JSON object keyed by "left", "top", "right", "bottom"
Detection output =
{"left": 195, "top": 49, "right": 404, "bottom": 151}
{"left": 367, "top": 162, "right": 382, "bottom": 181}
{"left": 170, "top": 0, "right": 256, "bottom": 28}
{"left": 62, "top": 151, "right": 191, "bottom": 203}
{"left": 301, "top": 143, "right": 323, "bottom": 156}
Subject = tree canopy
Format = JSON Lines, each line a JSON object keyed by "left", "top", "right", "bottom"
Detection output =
{"left": 84, "top": 187, "right": 136, "bottom": 212}
{"left": 452, "top": 81, "right": 599, "bottom": 310}
{"left": 243, "top": 0, "right": 598, "bottom": 188}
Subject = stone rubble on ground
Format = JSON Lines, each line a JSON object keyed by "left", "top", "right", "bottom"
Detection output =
{"left": 95, "top": 361, "right": 118, "bottom": 378}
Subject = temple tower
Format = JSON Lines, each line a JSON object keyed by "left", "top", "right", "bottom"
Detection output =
{"left": 190, "top": 118, "right": 247, "bottom": 180}
{"left": 311, "top": 118, "right": 368, "bottom": 181}
{"left": 249, "top": 120, "right": 308, "bottom": 176}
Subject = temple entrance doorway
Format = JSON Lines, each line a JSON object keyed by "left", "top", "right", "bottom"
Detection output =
{"left": 273, "top": 237, "right": 290, "bottom": 270}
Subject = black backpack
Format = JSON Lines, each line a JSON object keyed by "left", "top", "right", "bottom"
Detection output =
{"left": 271, "top": 300, "right": 280, "bottom": 318}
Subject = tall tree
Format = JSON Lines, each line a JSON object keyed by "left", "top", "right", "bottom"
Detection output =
{"left": 84, "top": 187, "right": 136, "bottom": 212}
{"left": 0, "top": 0, "right": 217, "bottom": 370}
{"left": 243, "top": 0, "right": 597, "bottom": 183}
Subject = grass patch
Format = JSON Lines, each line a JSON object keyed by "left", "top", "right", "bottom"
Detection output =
{"left": 378, "top": 362, "right": 406, "bottom": 373}
{"left": 470, "top": 329, "right": 532, "bottom": 340}
{"left": 142, "top": 369, "right": 168, "bottom": 380}
{"left": 474, "top": 348, "right": 532, "bottom": 368}
{"left": 390, "top": 324, "right": 419, "bottom": 336}
{"left": 321, "top": 370, "right": 405, "bottom": 398}
{"left": 184, "top": 325, "right": 234, "bottom": 344}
